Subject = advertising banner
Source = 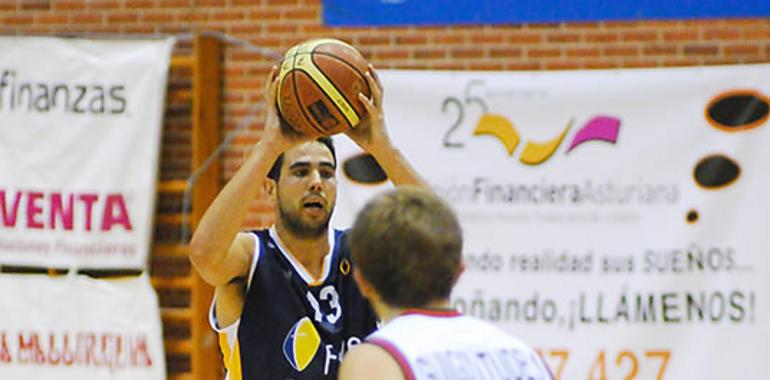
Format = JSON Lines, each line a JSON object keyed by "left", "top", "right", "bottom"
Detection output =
{"left": 332, "top": 65, "right": 770, "bottom": 379}
{"left": 0, "top": 37, "right": 174, "bottom": 270}
{"left": 0, "top": 274, "right": 166, "bottom": 380}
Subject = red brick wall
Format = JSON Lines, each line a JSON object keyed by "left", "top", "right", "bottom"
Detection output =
{"left": 3, "top": 1, "right": 770, "bottom": 228}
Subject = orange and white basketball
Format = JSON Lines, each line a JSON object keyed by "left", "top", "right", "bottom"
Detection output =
{"left": 276, "top": 38, "right": 371, "bottom": 137}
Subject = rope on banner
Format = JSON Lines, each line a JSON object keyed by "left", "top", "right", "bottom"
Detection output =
{"left": 176, "top": 31, "right": 282, "bottom": 245}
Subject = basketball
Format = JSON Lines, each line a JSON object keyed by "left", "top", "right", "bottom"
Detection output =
{"left": 276, "top": 38, "right": 372, "bottom": 137}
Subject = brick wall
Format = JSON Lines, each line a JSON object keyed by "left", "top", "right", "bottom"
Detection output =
{"left": 3, "top": 0, "right": 770, "bottom": 229}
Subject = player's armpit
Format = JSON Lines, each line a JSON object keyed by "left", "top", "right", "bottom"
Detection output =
{"left": 214, "top": 279, "right": 246, "bottom": 328}
{"left": 338, "top": 343, "right": 405, "bottom": 380}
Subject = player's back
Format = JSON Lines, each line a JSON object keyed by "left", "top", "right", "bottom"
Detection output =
{"left": 366, "top": 310, "right": 553, "bottom": 380}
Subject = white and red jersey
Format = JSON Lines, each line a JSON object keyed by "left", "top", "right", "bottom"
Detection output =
{"left": 366, "top": 309, "right": 554, "bottom": 380}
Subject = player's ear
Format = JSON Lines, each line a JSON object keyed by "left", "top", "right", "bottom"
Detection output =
{"left": 452, "top": 260, "right": 465, "bottom": 287}
{"left": 264, "top": 178, "right": 276, "bottom": 199}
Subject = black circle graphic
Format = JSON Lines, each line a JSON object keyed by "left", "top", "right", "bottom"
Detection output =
{"left": 343, "top": 153, "right": 387, "bottom": 184}
{"left": 686, "top": 209, "right": 699, "bottom": 223}
{"left": 706, "top": 91, "right": 769, "bottom": 131}
{"left": 693, "top": 154, "right": 740, "bottom": 189}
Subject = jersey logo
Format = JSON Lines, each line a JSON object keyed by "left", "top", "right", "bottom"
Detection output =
{"left": 282, "top": 316, "right": 321, "bottom": 372}
{"left": 339, "top": 258, "right": 351, "bottom": 275}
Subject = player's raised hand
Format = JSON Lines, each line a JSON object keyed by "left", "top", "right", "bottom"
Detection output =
{"left": 261, "top": 66, "right": 311, "bottom": 152}
{"left": 346, "top": 64, "right": 393, "bottom": 153}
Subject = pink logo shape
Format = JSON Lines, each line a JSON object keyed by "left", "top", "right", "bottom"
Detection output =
{"left": 566, "top": 116, "right": 621, "bottom": 153}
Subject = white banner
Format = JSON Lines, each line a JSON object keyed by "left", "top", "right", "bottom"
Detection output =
{"left": 0, "top": 37, "right": 174, "bottom": 269}
{"left": 332, "top": 65, "right": 770, "bottom": 380}
{"left": 0, "top": 274, "right": 166, "bottom": 379}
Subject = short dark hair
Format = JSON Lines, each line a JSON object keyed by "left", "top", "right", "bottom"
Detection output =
{"left": 267, "top": 136, "right": 336, "bottom": 181}
{"left": 349, "top": 187, "right": 463, "bottom": 308}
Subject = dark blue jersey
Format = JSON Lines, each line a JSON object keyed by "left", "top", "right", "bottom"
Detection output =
{"left": 212, "top": 228, "right": 378, "bottom": 380}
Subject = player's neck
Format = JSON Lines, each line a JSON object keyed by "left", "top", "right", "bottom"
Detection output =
{"left": 275, "top": 224, "right": 330, "bottom": 279}
{"left": 378, "top": 299, "right": 453, "bottom": 324}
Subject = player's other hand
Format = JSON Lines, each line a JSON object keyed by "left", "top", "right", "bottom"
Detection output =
{"left": 346, "top": 64, "right": 393, "bottom": 153}
{"left": 262, "top": 66, "right": 312, "bottom": 153}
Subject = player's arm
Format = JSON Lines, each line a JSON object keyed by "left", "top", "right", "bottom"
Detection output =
{"left": 345, "top": 64, "right": 428, "bottom": 189}
{"left": 211, "top": 268, "right": 250, "bottom": 328}
{"left": 338, "top": 343, "right": 405, "bottom": 380}
{"left": 189, "top": 67, "right": 307, "bottom": 287}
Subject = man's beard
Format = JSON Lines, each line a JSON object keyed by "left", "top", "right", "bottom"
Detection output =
{"left": 277, "top": 198, "right": 333, "bottom": 239}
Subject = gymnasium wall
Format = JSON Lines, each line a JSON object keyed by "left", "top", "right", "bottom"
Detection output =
{"left": 2, "top": 0, "right": 769, "bottom": 228}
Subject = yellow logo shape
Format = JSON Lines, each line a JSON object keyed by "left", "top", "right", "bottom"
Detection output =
{"left": 519, "top": 119, "right": 573, "bottom": 165}
{"left": 473, "top": 113, "right": 521, "bottom": 155}
{"left": 282, "top": 316, "right": 321, "bottom": 372}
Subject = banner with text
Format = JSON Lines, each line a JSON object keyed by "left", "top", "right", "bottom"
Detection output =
{"left": 0, "top": 37, "right": 174, "bottom": 269}
{"left": 332, "top": 65, "right": 770, "bottom": 379}
{"left": 0, "top": 274, "right": 166, "bottom": 379}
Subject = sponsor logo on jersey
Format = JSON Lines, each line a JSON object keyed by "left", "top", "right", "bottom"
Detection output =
{"left": 282, "top": 316, "right": 321, "bottom": 372}
{"left": 339, "top": 258, "right": 351, "bottom": 275}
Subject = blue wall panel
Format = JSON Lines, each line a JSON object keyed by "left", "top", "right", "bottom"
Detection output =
{"left": 323, "top": 0, "right": 770, "bottom": 27}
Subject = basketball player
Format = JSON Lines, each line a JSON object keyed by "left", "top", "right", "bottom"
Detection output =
{"left": 339, "top": 187, "right": 554, "bottom": 380}
{"left": 189, "top": 63, "right": 427, "bottom": 380}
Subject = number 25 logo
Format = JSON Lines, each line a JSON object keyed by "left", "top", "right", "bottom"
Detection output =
{"left": 442, "top": 80, "right": 621, "bottom": 166}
